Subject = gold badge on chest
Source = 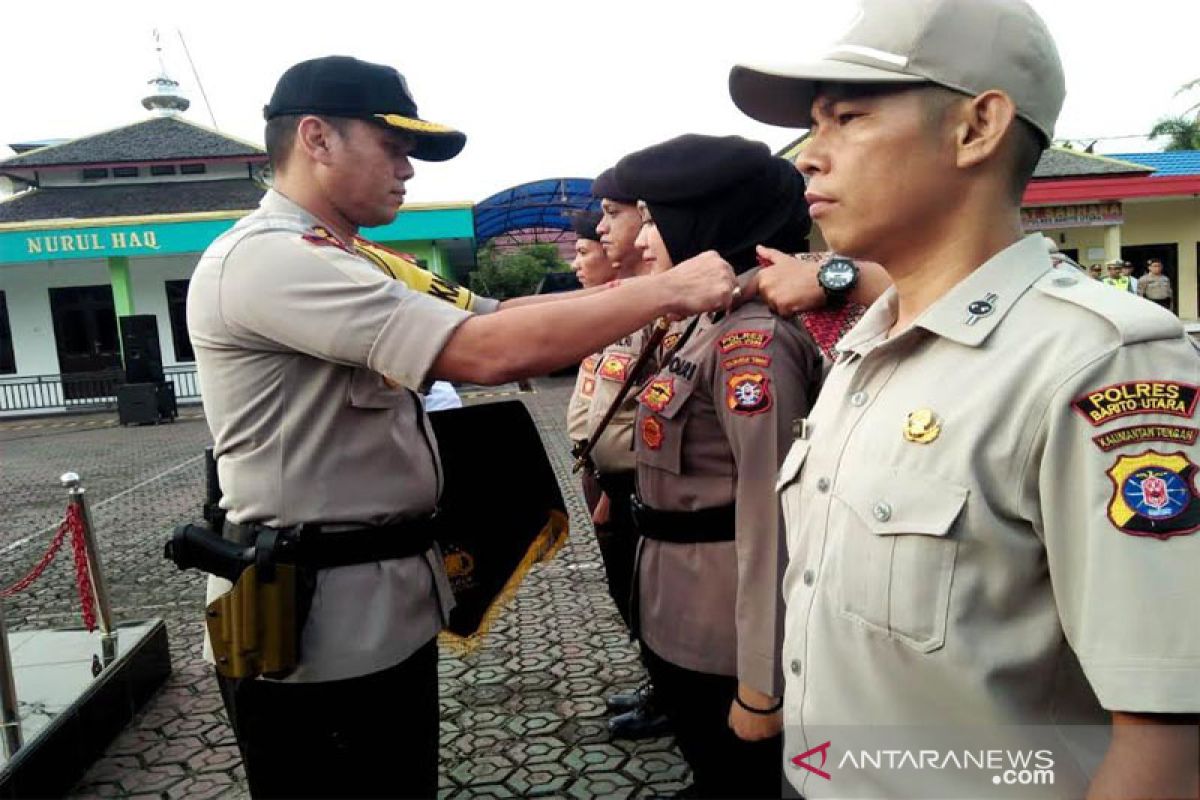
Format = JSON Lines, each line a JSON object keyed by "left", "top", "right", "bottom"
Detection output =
{"left": 903, "top": 408, "right": 941, "bottom": 444}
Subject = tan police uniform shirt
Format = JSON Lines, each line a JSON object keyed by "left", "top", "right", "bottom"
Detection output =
{"left": 636, "top": 301, "right": 824, "bottom": 696}
{"left": 567, "top": 353, "right": 599, "bottom": 444}
{"left": 188, "top": 189, "right": 472, "bottom": 683}
{"left": 778, "top": 235, "right": 1200, "bottom": 797}
{"left": 587, "top": 329, "right": 652, "bottom": 475}
{"left": 1138, "top": 273, "right": 1173, "bottom": 302}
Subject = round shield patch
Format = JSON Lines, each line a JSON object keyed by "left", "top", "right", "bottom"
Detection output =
{"left": 1122, "top": 466, "right": 1189, "bottom": 519}
{"left": 726, "top": 372, "right": 772, "bottom": 416}
{"left": 641, "top": 415, "right": 665, "bottom": 450}
{"left": 1106, "top": 450, "right": 1200, "bottom": 539}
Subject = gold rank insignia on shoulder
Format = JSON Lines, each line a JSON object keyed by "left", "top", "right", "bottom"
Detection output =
{"left": 903, "top": 408, "right": 941, "bottom": 444}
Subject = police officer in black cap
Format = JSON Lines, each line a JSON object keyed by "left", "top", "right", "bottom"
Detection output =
{"left": 188, "top": 56, "right": 738, "bottom": 798}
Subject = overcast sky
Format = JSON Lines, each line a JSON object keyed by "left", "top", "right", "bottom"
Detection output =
{"left": 2, "top": 0, "right": 1197, "bottom": 204}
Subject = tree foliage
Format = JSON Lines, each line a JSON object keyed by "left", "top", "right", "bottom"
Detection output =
{"left": 1177, "top": 77, "right": 1200, "bottom": 118}
{"left": 1148, "top": 116, "right": 1200, "bottom": 151}
{"left": 468, "top": 243, "right": 570, "bottom": 300}
{"left": 1147, "top": 78, "right": 1200, "bottom": 152}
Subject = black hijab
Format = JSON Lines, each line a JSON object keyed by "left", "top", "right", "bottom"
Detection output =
{"left": 614, "top": 134, "right": 810, "bottom": 273}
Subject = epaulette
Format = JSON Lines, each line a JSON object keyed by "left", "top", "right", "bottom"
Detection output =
{"left": 354, "top": 237, "right": 421, "bottom": 266}
{"left": 1034, "top": 268, "right": 1183, "bottom": 346}
{"left": 300, "top": 225, "right": 354, "bottom": 254}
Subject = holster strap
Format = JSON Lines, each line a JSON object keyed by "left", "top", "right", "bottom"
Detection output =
{"left": 630, "top": 498, "right": 736, "bottom": 543}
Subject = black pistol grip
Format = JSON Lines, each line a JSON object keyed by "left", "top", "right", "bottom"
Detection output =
{"left": 165, "top": 524, "right": 253, "bottom": 583}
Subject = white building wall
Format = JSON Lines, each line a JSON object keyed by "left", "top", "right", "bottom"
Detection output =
{"left": 0, "top": 254, "right": 205, "bottom": 378}
{"left": 0, "top": 258, "right": 111, "bottom": 376}
{"left": 128, "top": 253, "right": 201, "bottom": 366}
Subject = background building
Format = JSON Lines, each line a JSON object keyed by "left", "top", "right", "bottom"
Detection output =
{"left": 0, "top": 70, "right": 475, "bottom": 414}
{"left": 781, "top": 140, "right": 1200, "bottom": 323}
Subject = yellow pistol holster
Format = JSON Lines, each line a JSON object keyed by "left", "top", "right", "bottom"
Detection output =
{"left": 206, "top": 564, "right": 299, "bottom": 679}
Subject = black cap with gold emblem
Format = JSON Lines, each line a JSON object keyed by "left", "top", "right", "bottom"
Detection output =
{"left": 264, "top": 55, "right": 466, "bottom": 162}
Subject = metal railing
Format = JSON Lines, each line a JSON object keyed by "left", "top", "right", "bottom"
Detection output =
{"left": 163, "top": 366, "right": 201, "bottom": 402}
{"left": 0, "top": 365, "right": 200, "bottom": 414}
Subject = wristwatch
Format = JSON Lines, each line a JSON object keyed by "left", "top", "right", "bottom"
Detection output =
{"left": 817, "top": 255, "right": 859, "bottom": 308}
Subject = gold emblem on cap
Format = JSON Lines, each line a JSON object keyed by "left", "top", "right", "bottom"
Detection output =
{"left": 374, "top": 113, "right": 455, "bottom": 134}
{"left": 903, "top": 408, "right": 941, "bottom": 444}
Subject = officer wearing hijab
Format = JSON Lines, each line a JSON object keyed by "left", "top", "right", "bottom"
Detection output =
{"left": 615, "top": 134, "right": 825, "bottom": 798}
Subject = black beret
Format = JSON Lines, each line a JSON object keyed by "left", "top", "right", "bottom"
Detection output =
{"left": 569, "top": 210, "right": 603, "bottom": 242}
{"left": 614, "top": 135, "right": 773, "bottom": 204}
{"left": 590, "top": 167, "right": 636, "bottom": 203}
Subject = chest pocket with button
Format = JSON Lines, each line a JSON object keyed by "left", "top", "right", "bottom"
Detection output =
{"left": 832, "top": 468, "right": 967, "bottom": 653}
{"left": 635, "top": 377, "right": 696, "bottom": 476}
{"left": 348, "top": 367, "right": 408, "bottom": 409}
{"left": 775, "top": 440, "right": 811, "bottom": 555}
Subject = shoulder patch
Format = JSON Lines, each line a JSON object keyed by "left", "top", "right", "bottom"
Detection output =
{"left": 301, "top": 225, "right": 353, "bottom": 254}
{"left": 1093, "top": 424, "right": 1198, "bottom": 453}
{"left": 1036, "top": 272, "right": 1183, "bottom": 345}
{"left": 726, "top": 371, "right": 772, "bottom": 416}
{"left": 722, "top": 354, "right": 772, "bottom": 371}
{"left": 1106, "top": 450, "right": 1200, "bottom": 539}
{"left": 1071, "top": 381, "right": 1199, "bottom": 427}
{"left": 640, "top": 378, "right": 675, "bottom": 413}
{"left": 718, "top": 330, "right": 773, "bottom": 353}
{"left": 597, "top": 352, "right": 632, "bottom": 383}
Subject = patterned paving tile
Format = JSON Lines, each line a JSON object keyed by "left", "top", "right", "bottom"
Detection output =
{"left": 2, "top": 379, "right": 691, "bottom": 799}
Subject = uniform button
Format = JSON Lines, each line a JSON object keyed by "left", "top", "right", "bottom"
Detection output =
{"left": 816, "top": 477, "right": 831, "bottom": 493}
{"left": 790, "top": 659, "right": 802, "bottom": 676}
{"left": 873, "top": 502, "right": 893, "bottom": 522}
{"left": 850, "top": 391, "right": 869, "bottom": 407}
{"left": 803, "top": 569, "right": 815, "bottom": 586}
{"left": 1052, "top": 274, "right": 1078, "bottom": 287}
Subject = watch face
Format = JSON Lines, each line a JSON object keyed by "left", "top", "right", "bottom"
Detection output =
{"left": 820, "top": 258, "right": 857, "bottom": 291}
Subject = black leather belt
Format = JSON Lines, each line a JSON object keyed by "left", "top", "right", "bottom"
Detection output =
{"left": 629, "top": 498, "right": 736, "bottom": 544}
{"left": 222, "top": 517, "right": 438, "bottom": 570}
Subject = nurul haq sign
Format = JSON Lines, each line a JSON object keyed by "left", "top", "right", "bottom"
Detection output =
{"left": 25, "top": 229, "right": 162, "bottom": 256}
{"left": 0, "top": 219, "right": 237, "bottom": 264}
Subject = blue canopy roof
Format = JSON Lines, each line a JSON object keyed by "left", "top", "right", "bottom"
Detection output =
{"left": 1108, "top": 151, "right": 1200, "bottom": 177}
{"left": 473, "top": 178, "right": 599, "bottom": 243}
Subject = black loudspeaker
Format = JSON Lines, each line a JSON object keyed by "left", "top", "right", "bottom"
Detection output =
{"left": 120, "top": 315, "right": 164, "bottom": 384}
{"left": 117, "top": 382, "right": 177, "bottom": 425}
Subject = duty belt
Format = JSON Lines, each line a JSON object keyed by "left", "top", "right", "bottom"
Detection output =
{"left": 629, "top": 497, "right": 736, "bottom": 543}
{"left": 221, "top": 517, "right": 438, "bottom": 571}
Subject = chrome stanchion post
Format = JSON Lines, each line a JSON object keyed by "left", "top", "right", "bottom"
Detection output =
{"left": 60, "top": 473, "right": 117, "bottom": 665}
{"left": 0, "top": 599, "right": 22, "bottom": 759}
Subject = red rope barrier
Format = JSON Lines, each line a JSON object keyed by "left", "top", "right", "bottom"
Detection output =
{"left": 70, "top": 510, "right": 98, "bottom": 632}
{"left": 2, "top": 504, "right": 97, "bottom": 631}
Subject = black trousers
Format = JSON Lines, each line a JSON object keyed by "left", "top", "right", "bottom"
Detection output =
{"left": 643, "top": 645, "right": 784, "bottom": 799}
{"left": 594, "top": 471, "right": 638, "bottom": 630}
{"left": 216, "top": 638, "right": 439, "bottom": 799}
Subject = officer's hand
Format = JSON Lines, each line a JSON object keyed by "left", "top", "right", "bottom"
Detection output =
{"left": 659, "top": 250, "right": 737, "bottom": 319}
{"left": 728, "top": 685, "right": 783, "bottom": 742}
{"left": 592, "top": 492, "right": 611, "bottom": 527}
{"left": 755, "top": 246, "right": 827, "bottom": 316}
